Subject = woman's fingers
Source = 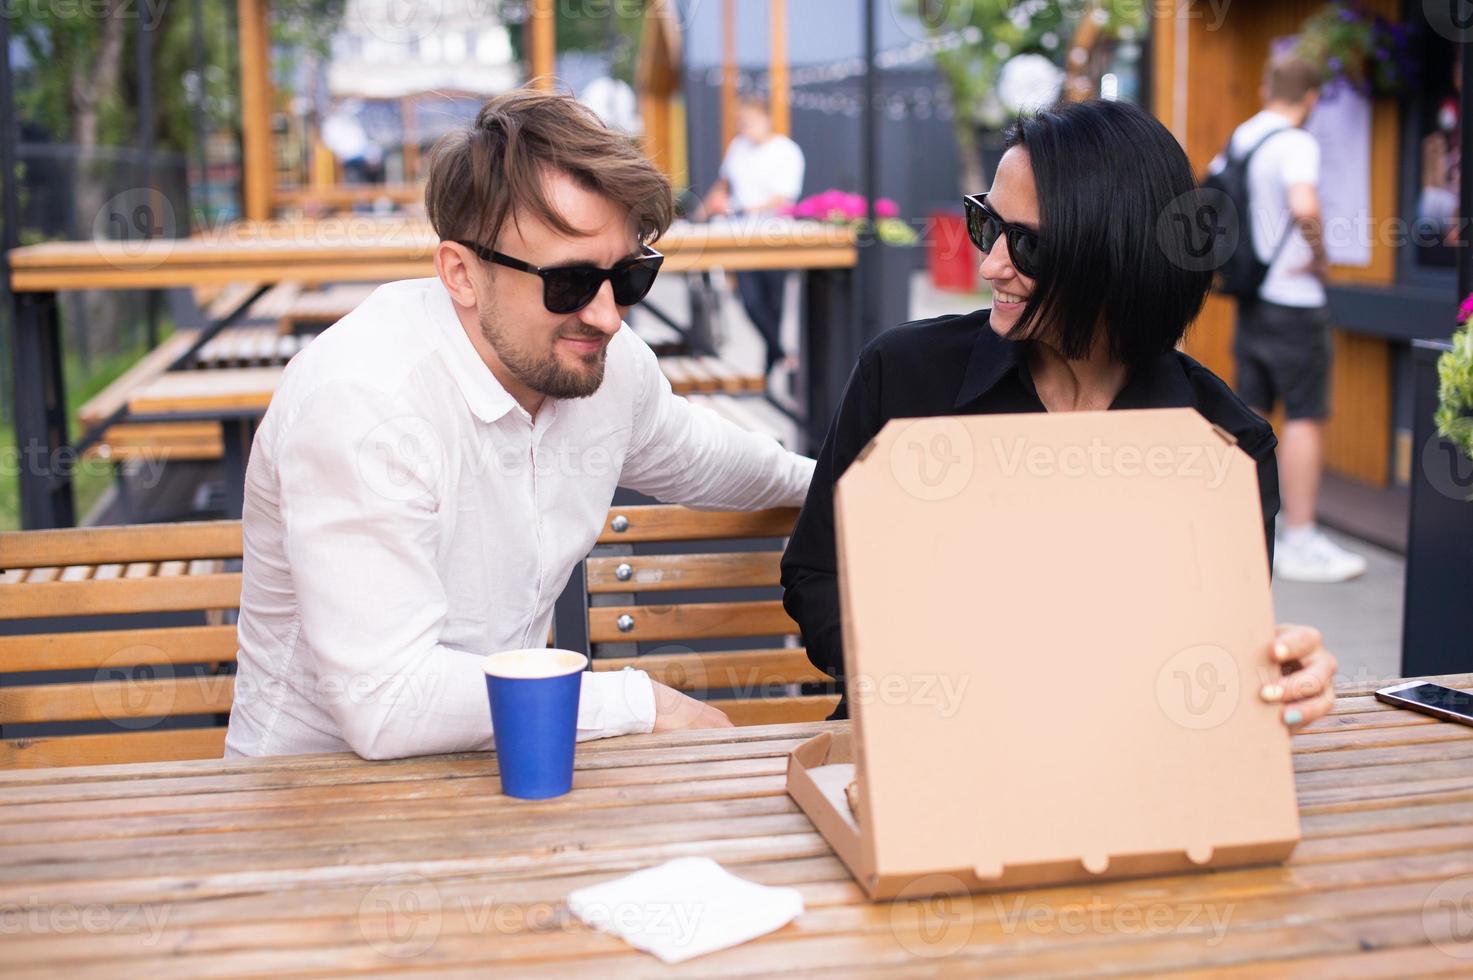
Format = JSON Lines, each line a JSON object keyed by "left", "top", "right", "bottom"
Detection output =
{"left": 1271, "top": 623, "right": 1322, "bottom": 664}
{"left": 1283, "top": 687, "right": 1336, "bottom": 728}
{"left": 1260, "top": 625, "right": 1339, "bottom": 728}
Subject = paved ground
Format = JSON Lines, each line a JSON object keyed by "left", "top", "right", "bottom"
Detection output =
{"left": 1271, "top": 528, "right": 1405, "bottom": 688}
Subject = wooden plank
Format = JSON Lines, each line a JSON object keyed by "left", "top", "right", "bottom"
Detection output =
{"left": 127, "top": 367, "right": 282, "bottom": 415}
{"left": 0, "top": 519, "right": 241, "bottom": 568}
{"left": 0, "top": 625, "right": 237, "bottom": 673}
{"left": 8, "top": 222, "right": 857, "bottom": 292}
{"left": 769, "top": 0, "right": 789, "bottom": 135}
{"left": 0, "top": 675, "right": 234, "bottom": 725}
{"left": 0, "top": 720, "right": 831, "bottom": 786}
{"left": 529, "top": 0, "right": 554, "bottom": 87}
{"left": 596, "top": 505, "right": 798, "bottom": 544}
{"left": 273, "top": 184, "right": 422, "bottom": 209}
{"left": 0, "top": 728, "right": 226, "bottom": 769}
{"left": 1336, "top": 673, "right": 1473, "bottom": 698}
{"left": 1324, "top": 332, "right": 1392, "bottom": 487}
{"left": 0, "top": 740, "right": 794, "bottom": 804}
{"left": 0, "top": 854, "right": 849, "bottom": 949}
{"left": 0, "top": 762, "right": 789, "bottom": 827}
{"left": 585, "top": 551, "right": 781, "bottom": 592}
{"left": 0, "top": 762, "right": 804, "bottom": 843}
{"left": 236, "top": 0, "right": 273, "bottom": 220}
{"left": 75, "top": 330, "right": 202, "bottom": 429}
{"left": 588, "top": 599, "right": 797, "bottom": 644}
{"left": 5, "top": 846, "right": 1471, "bottom": 976}
{"left": 592, "top": 647, "right": 830, "bottom": 690}
{"left": 717, "top": 694, "right": 839, "bottom": 726}
{"left": 0, "top": 573, "right": 242, "bottom": 620}
{"left": 201, "top": 282, "right": 262, "bottom": 321}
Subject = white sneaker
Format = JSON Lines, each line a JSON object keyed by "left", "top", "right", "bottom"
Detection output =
{"left": 1273, "top": 528, "right": 1368, "bottom": 583}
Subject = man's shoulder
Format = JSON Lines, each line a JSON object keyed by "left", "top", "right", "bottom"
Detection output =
{"left": 772, "top": 133, "right": 804, "bottom": 154}
{"left": 277, "top": 278, "right": 448, "bottom": 405}
{"left": 1236, "top": 115, "right": 1314, "bottom": 161}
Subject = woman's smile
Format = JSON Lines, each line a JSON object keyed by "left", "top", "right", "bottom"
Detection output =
{"left": 991, "top": 287, "right": 1028, "bottom": 315}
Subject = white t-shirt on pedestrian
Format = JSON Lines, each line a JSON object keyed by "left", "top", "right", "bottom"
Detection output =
{"left": 1225, "top": 109, "right": 1324, "bottom": 308}
{"left": 719, "top": 134, "right": 805, "bottom": 214}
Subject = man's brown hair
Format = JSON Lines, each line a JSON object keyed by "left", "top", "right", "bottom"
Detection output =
{"left": 425, "top": 88, "right": 673, "bottom": 252}
{"left": 1264, "top": 54, "right": 1322, "bottom": 104}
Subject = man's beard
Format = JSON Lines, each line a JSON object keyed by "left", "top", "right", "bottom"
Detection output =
{"left": 479, "top": 310, "right": 607, "bottom": 400}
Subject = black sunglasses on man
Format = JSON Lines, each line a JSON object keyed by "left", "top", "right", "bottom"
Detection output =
{"left": 454, "top": 239, "right": 665, "bottom": 315}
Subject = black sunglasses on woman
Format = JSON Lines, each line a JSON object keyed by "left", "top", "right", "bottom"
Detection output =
{"left": 454, "top": 239, "right": 665, "bottom": 314}
{"left": 962, "top": 193, "right": 1042, "bottom": 280}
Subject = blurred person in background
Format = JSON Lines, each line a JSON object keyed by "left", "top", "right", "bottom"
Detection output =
{"left": 1222, "top": 53, "right": 1365, "bottom": 583}
{"left": 701, "top": 95, "right": 806, "bottom": 379}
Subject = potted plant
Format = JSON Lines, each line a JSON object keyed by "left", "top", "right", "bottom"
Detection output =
{"left": 1401, "top": 300, "right": 1473, "bottom": 675}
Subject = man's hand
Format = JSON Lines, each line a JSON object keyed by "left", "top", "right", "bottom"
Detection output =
{"left": 1258, "top": 624, "right": 1338, "bottom": 728}
{"left": 651, "top": 680, "right": 734, "bottom": 731}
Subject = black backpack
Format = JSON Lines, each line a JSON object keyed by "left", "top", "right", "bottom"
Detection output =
{"left": 1202, "top": 128, "right": 1294, "bottom": 299}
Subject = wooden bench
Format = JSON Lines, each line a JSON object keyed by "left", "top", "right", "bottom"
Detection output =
{"left": 582, "top": 505, "right": 837, "bottom": 726}
{"left": 657, "top": 354, "right": 766, "bottom": 395}
{"left": 0, "top": 506, "right": 831, "bottom": 767}
{"left": 276, "top": 282, "right": 380, "bottom": 334}
{"left": 686, "top": 393, "right": 800, "bottom": 449}
{"left": 76, "top": 282, "right": 299, "bottom": 464}
{"left": 0, "top": 520, "right": 242, "bottom": 768}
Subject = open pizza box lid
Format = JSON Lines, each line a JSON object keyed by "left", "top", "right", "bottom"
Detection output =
{"left": 786, "top": 408, "right": 1301, "bottom": 900}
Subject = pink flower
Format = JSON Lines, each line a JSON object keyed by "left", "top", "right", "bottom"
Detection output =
{"left": 875, "top": 198, "right": 899, "bottom": 218}
{"left": 1459, "top": 292, "right": 1473, "bottom": 323}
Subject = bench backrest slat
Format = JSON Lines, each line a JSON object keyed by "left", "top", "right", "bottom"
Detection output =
{"left": 0, "top": 520, "right": 244, "bottom": 770}
{"left": 582, "top": 505, "right": 837, "bottom": 725}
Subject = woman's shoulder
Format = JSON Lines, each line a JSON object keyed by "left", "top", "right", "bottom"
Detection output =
{"left": 1171, "top": 351, "right": 1277, "bottom": 454}
{"left": 860, "top": 308, "right": 994, "bottom": 367}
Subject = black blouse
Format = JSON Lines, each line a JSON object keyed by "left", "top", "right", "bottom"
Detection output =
{"left": 779, "top": 309, "right": 1280, "bottom": 718}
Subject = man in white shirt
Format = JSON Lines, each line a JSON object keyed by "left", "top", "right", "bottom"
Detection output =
{"left": 225, "top": 90, "right": 815, "bottom": 760}
{"left": 1227, "top": 54, "right": 1365, "bottom": 583}
{"left": 702, "top": 96, "right": 806, "bottom": 376}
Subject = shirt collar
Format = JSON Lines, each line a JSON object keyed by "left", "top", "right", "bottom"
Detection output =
{"left": 953, "top": 324, "right": 1028, "bottom": 409}
{"left": 954, "top": 316, "right": 1197, "bottom": 411}
{"left": 426, "top": 277, "right": 520, "bottom": 425}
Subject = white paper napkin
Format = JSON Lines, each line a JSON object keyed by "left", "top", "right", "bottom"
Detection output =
{"left": 566, "top": 856, "right": 805, "bottom": 964}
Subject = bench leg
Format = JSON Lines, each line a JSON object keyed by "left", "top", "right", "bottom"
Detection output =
{"left": 220, "top": 417, "right": 256, "bottom": 520}
{"left": 10, "top": 290, "right": 76, "bottom": 529}
{"left": 800, "top": 268, "right": 855, "bottom": 455}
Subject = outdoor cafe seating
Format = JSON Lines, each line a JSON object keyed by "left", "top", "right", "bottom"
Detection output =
{"left": 3, "top": 0, "right": 1473, "bottom": 974}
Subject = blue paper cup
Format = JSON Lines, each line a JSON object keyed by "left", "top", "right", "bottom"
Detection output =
{"left": 483, "top": 649, "right": 588, "bottom": 800}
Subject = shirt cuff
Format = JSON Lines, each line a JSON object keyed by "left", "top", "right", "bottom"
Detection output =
{"left": 577, "top": 667, "right": 657, "bottom": 739}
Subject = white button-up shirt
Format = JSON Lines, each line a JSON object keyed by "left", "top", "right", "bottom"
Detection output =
{"left": 225, "top": 277, "right": 814, "bottom": 759}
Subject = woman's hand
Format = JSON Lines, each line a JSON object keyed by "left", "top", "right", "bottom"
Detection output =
{"left": 1258, "top": 624, "right": 1338, "bottom": 728}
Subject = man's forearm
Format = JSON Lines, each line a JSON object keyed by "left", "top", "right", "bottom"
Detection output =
{"left": 1297, "top": 213, "right": 1327, "bottom": 262}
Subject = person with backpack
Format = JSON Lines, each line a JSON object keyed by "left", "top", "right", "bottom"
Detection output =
{"left": 1212, "top": 53, "right": 1367, "bottom": 583}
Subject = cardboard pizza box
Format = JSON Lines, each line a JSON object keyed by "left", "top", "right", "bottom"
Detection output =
{"left": 786, "top": 408, "right": 1301, "bottom": 900}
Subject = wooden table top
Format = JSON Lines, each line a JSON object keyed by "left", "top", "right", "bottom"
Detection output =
{"left": 8, "top": 218, "right": 859, "bottom": 292}
{"left": 2, "top": 674, "right": 1471, "bottom": 977}
{"left": 121, "top": 356, "right": 771, "bottom": 420}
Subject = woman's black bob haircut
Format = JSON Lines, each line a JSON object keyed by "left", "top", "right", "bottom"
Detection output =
{"left": 1001, "top": 99, "right": 1214, "bottom": 367}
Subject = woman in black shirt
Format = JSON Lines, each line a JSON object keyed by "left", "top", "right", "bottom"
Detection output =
{"left": 781, "top": 99, "right": 1337, "bottom": 728}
